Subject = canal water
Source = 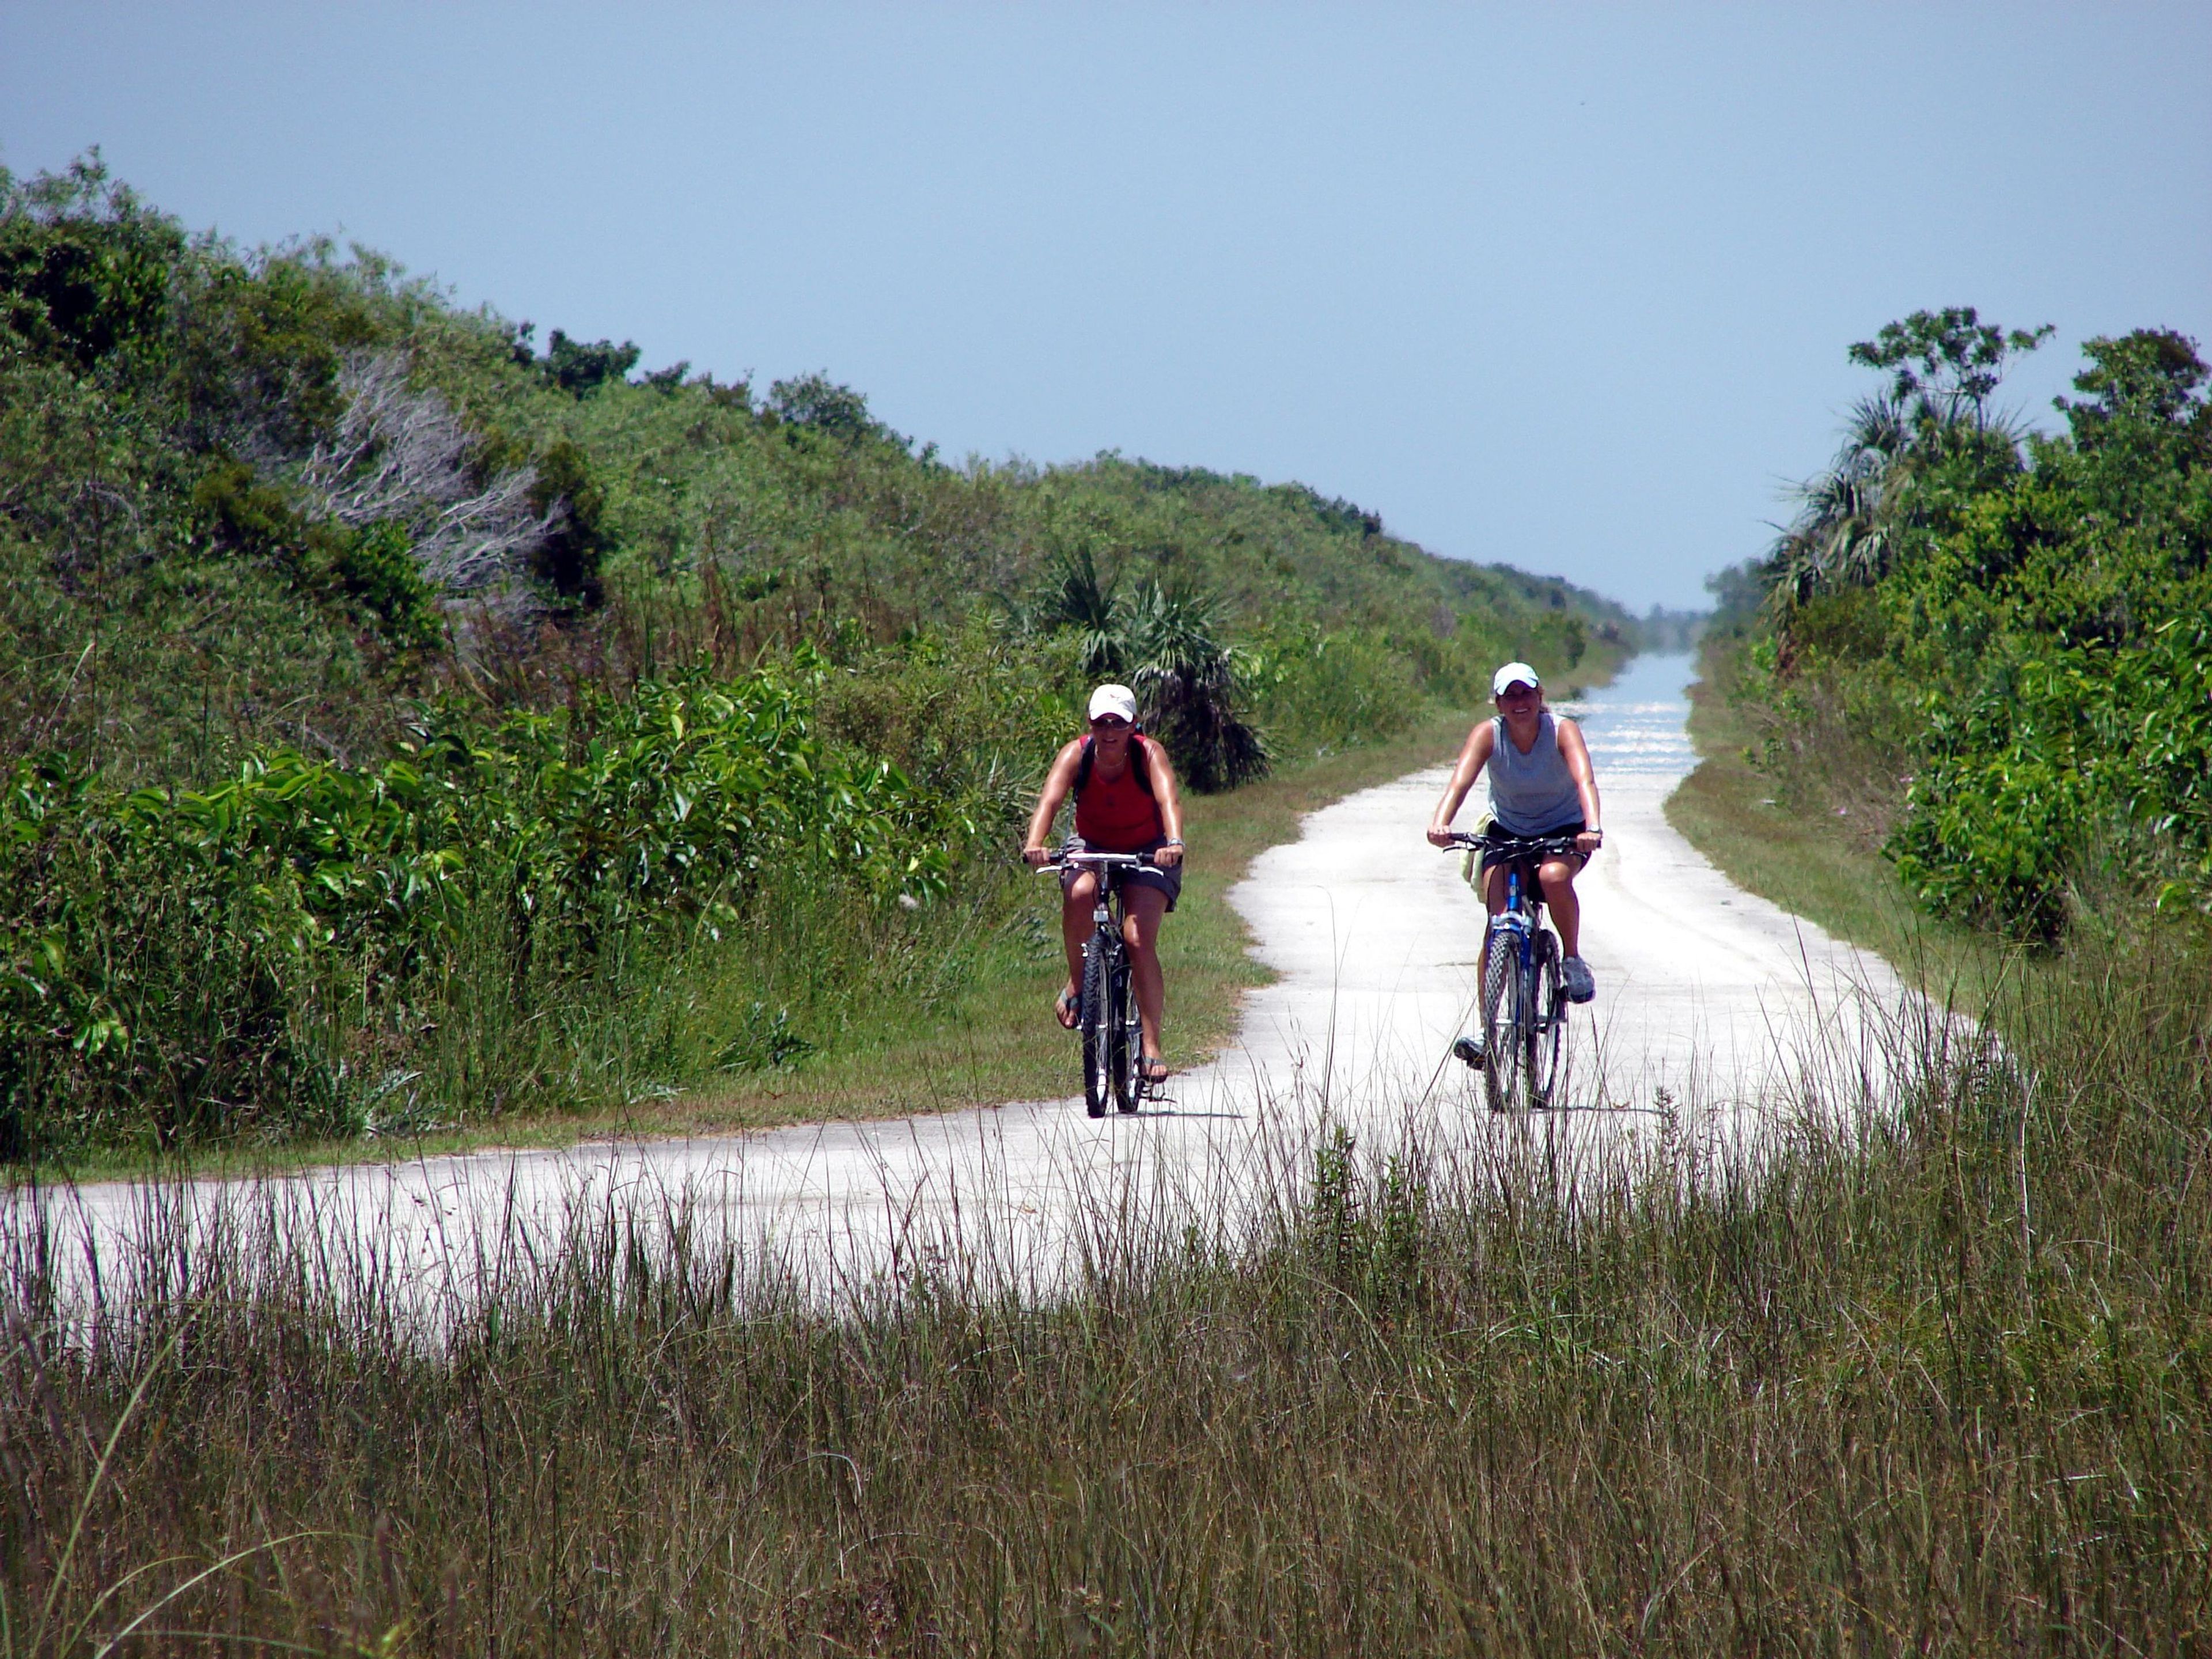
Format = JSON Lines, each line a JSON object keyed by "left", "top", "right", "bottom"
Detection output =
{"left": 1559, "top": 650, "right": 1698, "bottom": 788}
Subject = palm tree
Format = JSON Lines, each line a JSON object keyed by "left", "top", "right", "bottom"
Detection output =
{"left": 1766, "top": 391, "right": 2025, "bottom": 619}
{"left": 1119, "top": 579, "right": 1269, "bottom": 793}
{"left": 1032, "top": 544, "right": 1123, "bottom": 677}
{"left": 1019, "top": 554, "right": 1269, "bottom": 791}
{"left": 1767, "top": 394, "right": 1910, "bottom": 611}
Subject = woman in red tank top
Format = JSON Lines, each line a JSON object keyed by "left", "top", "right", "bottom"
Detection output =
{"left": 1073, "top": 732, "right": 1168, "bottom": 850}
{"left": 1022, "top": 684, "right": 1187, "bottom": 1084}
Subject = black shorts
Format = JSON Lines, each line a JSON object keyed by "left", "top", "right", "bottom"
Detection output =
{"left": 1061, "top": 838, "right": 1183, "bottom": 911}
{"left": 1478, "top": 821, "right": 1587, "bottom": 876}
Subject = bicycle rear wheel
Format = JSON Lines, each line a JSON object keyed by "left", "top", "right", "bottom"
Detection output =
{"left": 1080, "top": 936, "right": 1111, "bottom": 1118}
{"left": 1529, "top": 930, "right": 1566, "bottom": 1109}
{"left": 1480, "top": 933, "right": 1532, "bottom": 1112}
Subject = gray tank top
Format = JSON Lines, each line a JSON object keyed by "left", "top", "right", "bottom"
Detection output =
{"left": 1487, "top": 713, "right": 1582, "bottom": 835}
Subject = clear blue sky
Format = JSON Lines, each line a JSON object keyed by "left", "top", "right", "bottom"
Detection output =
{"left": 5, "top": 3, "right": 2208, "bottom": 610}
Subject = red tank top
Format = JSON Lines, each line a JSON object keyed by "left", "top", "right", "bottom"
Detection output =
{"left": 1073, "top": 736, "right": 1166, "bottom": 851}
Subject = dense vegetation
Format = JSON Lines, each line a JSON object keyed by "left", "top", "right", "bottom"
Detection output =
{"left": 0, "top": 157, "right": 1635, "bottom": 1158}
{"left": 1714, "top": 306, "right": 2211, "bottom": 942}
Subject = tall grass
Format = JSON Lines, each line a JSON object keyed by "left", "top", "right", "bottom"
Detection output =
{"left": 5, "top": 926, "right": 2206, "bottom": 1654}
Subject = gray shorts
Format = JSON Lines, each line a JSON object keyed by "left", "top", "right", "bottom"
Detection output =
{"left": 1060, "top": 839, "right": 1183, "bottom": 911}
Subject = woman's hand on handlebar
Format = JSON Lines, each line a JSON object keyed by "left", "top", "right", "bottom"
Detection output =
{"left": 1425, "top": 823, "right": 1459, "bottom": 848}
{"left": 1154, "top": 839, "right": 1183, "bottom": 869}
{"left": 1575, "top": 829, "right": 1605, "bottom": 859}
{"left": 1022, "top": 844, "right": 1052, "bottom": 867}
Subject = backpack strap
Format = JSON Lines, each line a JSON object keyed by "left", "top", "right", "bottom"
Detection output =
{"left": 1073, "top": 734, "right": 1156, "bottom": 798}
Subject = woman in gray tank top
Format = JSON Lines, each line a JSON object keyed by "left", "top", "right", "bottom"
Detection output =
{"left": 1426, "top": 661, "right": 1605, "bottom": 1034}
{"left": 1485, "top": 704, "right": 1585, "bottom": 835}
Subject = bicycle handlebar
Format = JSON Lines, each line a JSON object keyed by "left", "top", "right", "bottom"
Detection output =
{"left": 1441, "top": 831, "right": 1586, "bottom": 858}
{"left": 1033, "top": 848, "right": 1156, "bottom": 873}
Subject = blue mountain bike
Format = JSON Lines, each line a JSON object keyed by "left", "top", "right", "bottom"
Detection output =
{"left": 1447, "top": 831, "right": 1578, "bottom": 1112}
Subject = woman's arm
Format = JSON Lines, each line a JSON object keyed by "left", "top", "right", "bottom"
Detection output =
{"left": 1022, "top": 740, "right": 1086, "bottom": 863}
{"left": 1555, "top": 718, "right": 1604, "bottom": 856}
{"left": 1426, "top": 721, "right": 1497, "bottom": 846}
{"left": 1143, "top": 740, "right": 1185, "bottom": 867}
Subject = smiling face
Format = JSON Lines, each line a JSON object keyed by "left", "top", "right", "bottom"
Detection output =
{"left": 1493, "top": 680, "right": 1541, "bottom": 722}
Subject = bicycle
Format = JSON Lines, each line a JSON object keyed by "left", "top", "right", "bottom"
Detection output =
{"left": 1039, "top": 847, "right": 1158, "bottom": 1118}
{"left": 1444, "top": 831, "right": 1581, "bottom": 1112}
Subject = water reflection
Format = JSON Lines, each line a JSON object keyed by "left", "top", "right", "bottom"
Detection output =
{"left": 1557, "top": 652, "right": 1696, "bottom": 783}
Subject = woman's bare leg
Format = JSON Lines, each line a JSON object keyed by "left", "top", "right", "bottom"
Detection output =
{"left": 1537, "top": 857, "right": 1581, "bottom": 957}
{"left": 1060, "top": 870, "right": 1098, "bottom": 1010}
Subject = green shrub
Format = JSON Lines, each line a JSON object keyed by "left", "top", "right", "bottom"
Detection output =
{"left": 0, "top": 653, "right": 1001, "bottom": 1157}
{"left": 0, "top": 157, "right": 183, "bottom": 372}
{"left": 1244, "top": 626, "right": 1418, "bottom": 756}
{"left": 1890, "top": 620, "right": 2212, "bottom": 939}
{"left": 527, "top": 437, "right": 609, "bottom": 604}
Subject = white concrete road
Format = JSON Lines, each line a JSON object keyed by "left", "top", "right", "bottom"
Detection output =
{"left": 14, "top": 656, "right": 1931, "bottom": 1309}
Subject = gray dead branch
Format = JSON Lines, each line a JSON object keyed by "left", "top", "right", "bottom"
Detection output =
{"left": 298, "top": 351, "right": 557, "bottom": 605}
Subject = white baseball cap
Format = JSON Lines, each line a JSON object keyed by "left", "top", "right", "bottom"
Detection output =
{"left": 1087, "top": 683, "right": 1139, "bottom": 724}
{"left": 1491, "top": 661, "right": 1541, "bottom": 696}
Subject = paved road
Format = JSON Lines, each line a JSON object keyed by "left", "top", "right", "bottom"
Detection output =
{"left": 16, "top": 655, "right": 1925, "bottom": 1309}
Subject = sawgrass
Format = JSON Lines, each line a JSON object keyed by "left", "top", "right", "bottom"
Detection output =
{"left": 9, "top": 917, "right": 2207, "bottom": 1654}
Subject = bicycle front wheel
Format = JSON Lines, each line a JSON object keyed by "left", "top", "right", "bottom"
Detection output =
{"left": 1080, "top": 935, "right": 1111, "bottom": 1118}
{"left": 1480, "top": 934, "right": 1533, "bottom": 1113}
{"left": 1113, "top": 957, "right": 1142, "bottom": 1113}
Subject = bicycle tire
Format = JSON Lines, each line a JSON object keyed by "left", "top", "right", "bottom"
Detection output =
{"left": 1530, "top": 929, "right": 1566, "bottom": 1109}
{"left": 1080, "top": 935, "right": 1111, "bottom": 1118}
{"left": 1480, "top": 931, "right": 1532, "bottom": 1112}
{"left": 1113, "top": 957, "right": 1142, "bottom": 1112}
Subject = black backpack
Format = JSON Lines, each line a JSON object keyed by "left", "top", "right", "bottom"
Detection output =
{"left": 1073, "top": 732, "right": 1157, "bottom": 798}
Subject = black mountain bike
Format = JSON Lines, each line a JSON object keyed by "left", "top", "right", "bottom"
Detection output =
{"left": 1041, "top": 848, "right": 1156, "bottom": 1117}
{"left": 1446, "top": 831, "right": 1580, "bottom": 1112}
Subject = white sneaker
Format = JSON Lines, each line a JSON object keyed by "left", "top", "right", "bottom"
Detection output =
{"left": 1562, "top": 956, "right": 1596, "bottom": 1003}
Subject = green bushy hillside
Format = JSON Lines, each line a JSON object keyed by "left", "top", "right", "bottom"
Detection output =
{"left": 0, "top": 157, "right": 1637, "bottom": 1158}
